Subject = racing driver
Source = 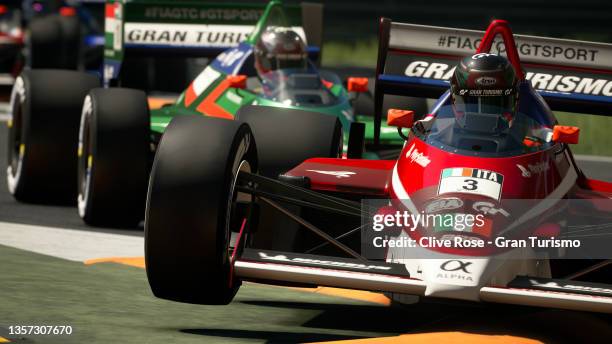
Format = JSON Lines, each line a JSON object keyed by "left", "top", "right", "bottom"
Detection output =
{"left": 254, "top": 26, "right": 309, "bottom": 76}
{"left": 444, "top": 53, "right": 551, "bottom": 150}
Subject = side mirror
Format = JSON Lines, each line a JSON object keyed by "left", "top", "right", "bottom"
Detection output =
{"left": 347, "top": 77, "right": 368, "bottom": 93}
{"left": 552, "top": 125, "right": 580, "bottom": 144}
{"left": 227, "top": 75, "right": 247, "bottom": 89}
{"left": 387, "top": 109, "right": 414, "bottom": 129}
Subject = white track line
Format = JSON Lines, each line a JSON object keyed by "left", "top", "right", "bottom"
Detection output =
{"left": 0, "top": 221, "right": 143, "bottom": 262}
{"left": 0, "top": 101, "right": 9, "bottom": 120}
{"left": 575, "top": 154, "right": 612, "bottom": 163}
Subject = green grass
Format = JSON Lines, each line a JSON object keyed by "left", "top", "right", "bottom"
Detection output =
{"left": 322, "top": 39, "right": 378, "bottom": 68}
{"left": 0, "top": 245, "right": 391, "bottom": 344}
{"left": 555, "top": 112, "right": 612, "bottom": 156}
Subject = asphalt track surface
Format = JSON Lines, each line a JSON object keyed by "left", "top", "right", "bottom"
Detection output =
{"left": 0, "top": 120, "right": 611, "bottom": 343}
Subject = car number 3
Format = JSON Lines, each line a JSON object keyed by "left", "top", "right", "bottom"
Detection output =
{"left": 463, "top": 179, "right": 478, "bottom": 190}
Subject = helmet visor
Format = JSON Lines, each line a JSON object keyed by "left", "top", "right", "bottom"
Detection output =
{"left": 452, "top": 89, "right": 516, "bottom": 115}
{"left": 272, "top": 53, "right": 308, "bottom": 70}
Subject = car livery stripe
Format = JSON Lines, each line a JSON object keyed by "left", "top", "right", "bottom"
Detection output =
{"left": 184, "top": 66, "right": 222, "bottom": 107}
{"left": 184, "top": 87, "right": 198, "bottom": 107}
{"left": 390, "top": 162, "right": 420, "bottom": 215}
{"left": 196, "top": 77, "right": 235, "bottom": 119}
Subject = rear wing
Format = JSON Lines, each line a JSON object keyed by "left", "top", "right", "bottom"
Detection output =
{"left": 103, "top": 0, "right": 322, "bottom": 86}
{"left": 374, "top": 19, "right": 612, "bottom": 144}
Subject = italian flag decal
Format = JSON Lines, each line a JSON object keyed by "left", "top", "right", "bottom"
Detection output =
{"left": 105, "top": 2, "right": 122, "bottom": 52}
{"left": 438, "top": 167, "right": 504, "bottom": 201}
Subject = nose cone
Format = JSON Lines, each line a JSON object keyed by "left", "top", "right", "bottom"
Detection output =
{"left": 421, "top": 258, "right": 483, "bottom": 300}
{"left": 418, "top": 247, "right": 542, "bottom": 301}
{"left": 421, "top": 258, "right": 509, "bottom": 301}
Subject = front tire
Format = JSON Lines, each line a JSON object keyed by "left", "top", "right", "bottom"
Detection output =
{"left": 77, "top": 88, "right": 150, "bottom": 227}
{"left": 145, "top": 115, "right": 257, "bottom": 304}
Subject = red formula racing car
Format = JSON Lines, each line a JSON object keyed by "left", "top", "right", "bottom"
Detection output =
{"left": 144, "top": 20, "right": 612, "bottom": 313}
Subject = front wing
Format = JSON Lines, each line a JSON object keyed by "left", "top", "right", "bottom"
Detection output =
{"left": 234, "top": 249, "right": 612, "bottom": 314}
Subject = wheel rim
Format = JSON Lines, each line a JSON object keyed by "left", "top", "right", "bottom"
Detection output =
{"left": 77, "top": 96, "right": 93, "bottom": 218}
{"left": 8, "top": 95, "right": 22, "bottom": 173}
{"left": 6, "top": 77, "right": 24, "bottom": 194}
{"left": 228, "top": 160, "right": 252, "bottom": 253}
{"left": 225, "top": 132, "right": 254, "bottom": 267}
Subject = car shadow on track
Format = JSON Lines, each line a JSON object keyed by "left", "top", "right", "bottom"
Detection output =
{"left": 179, "top": 300, "right": 482, "bottom": 343}
{"left": 212, "top": 300, "right": 611, "bottom": 343}
{"left": 242, "top": 300, "right": 456, "bottom": 333}
{"left": 248, "top": 300, "right": 544, "bottom": 335}
{"left": 180, "top": 329, "right": 366, "bottom": 343}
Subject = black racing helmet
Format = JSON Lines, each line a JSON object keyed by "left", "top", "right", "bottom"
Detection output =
{"left": 450, "top": 53, "right": 519, "bottom": 128}
{"left": 254, "top": 26, "right": 308, "bottom": 75}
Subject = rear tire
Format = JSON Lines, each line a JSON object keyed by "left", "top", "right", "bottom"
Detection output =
{"left": 145, "top": 115, "right": 257, "bottom": 304}
{"left": 6, "top": 70, "right": 100, "bottom": 203}
{"left": 235, "top": 105, "right": 342, "bottom": 178}
{"left": 28, "top": 14, "right": 81, "bottom": 70}
{"left": 77, "top": 88, "right": 150, "bottom": 227}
